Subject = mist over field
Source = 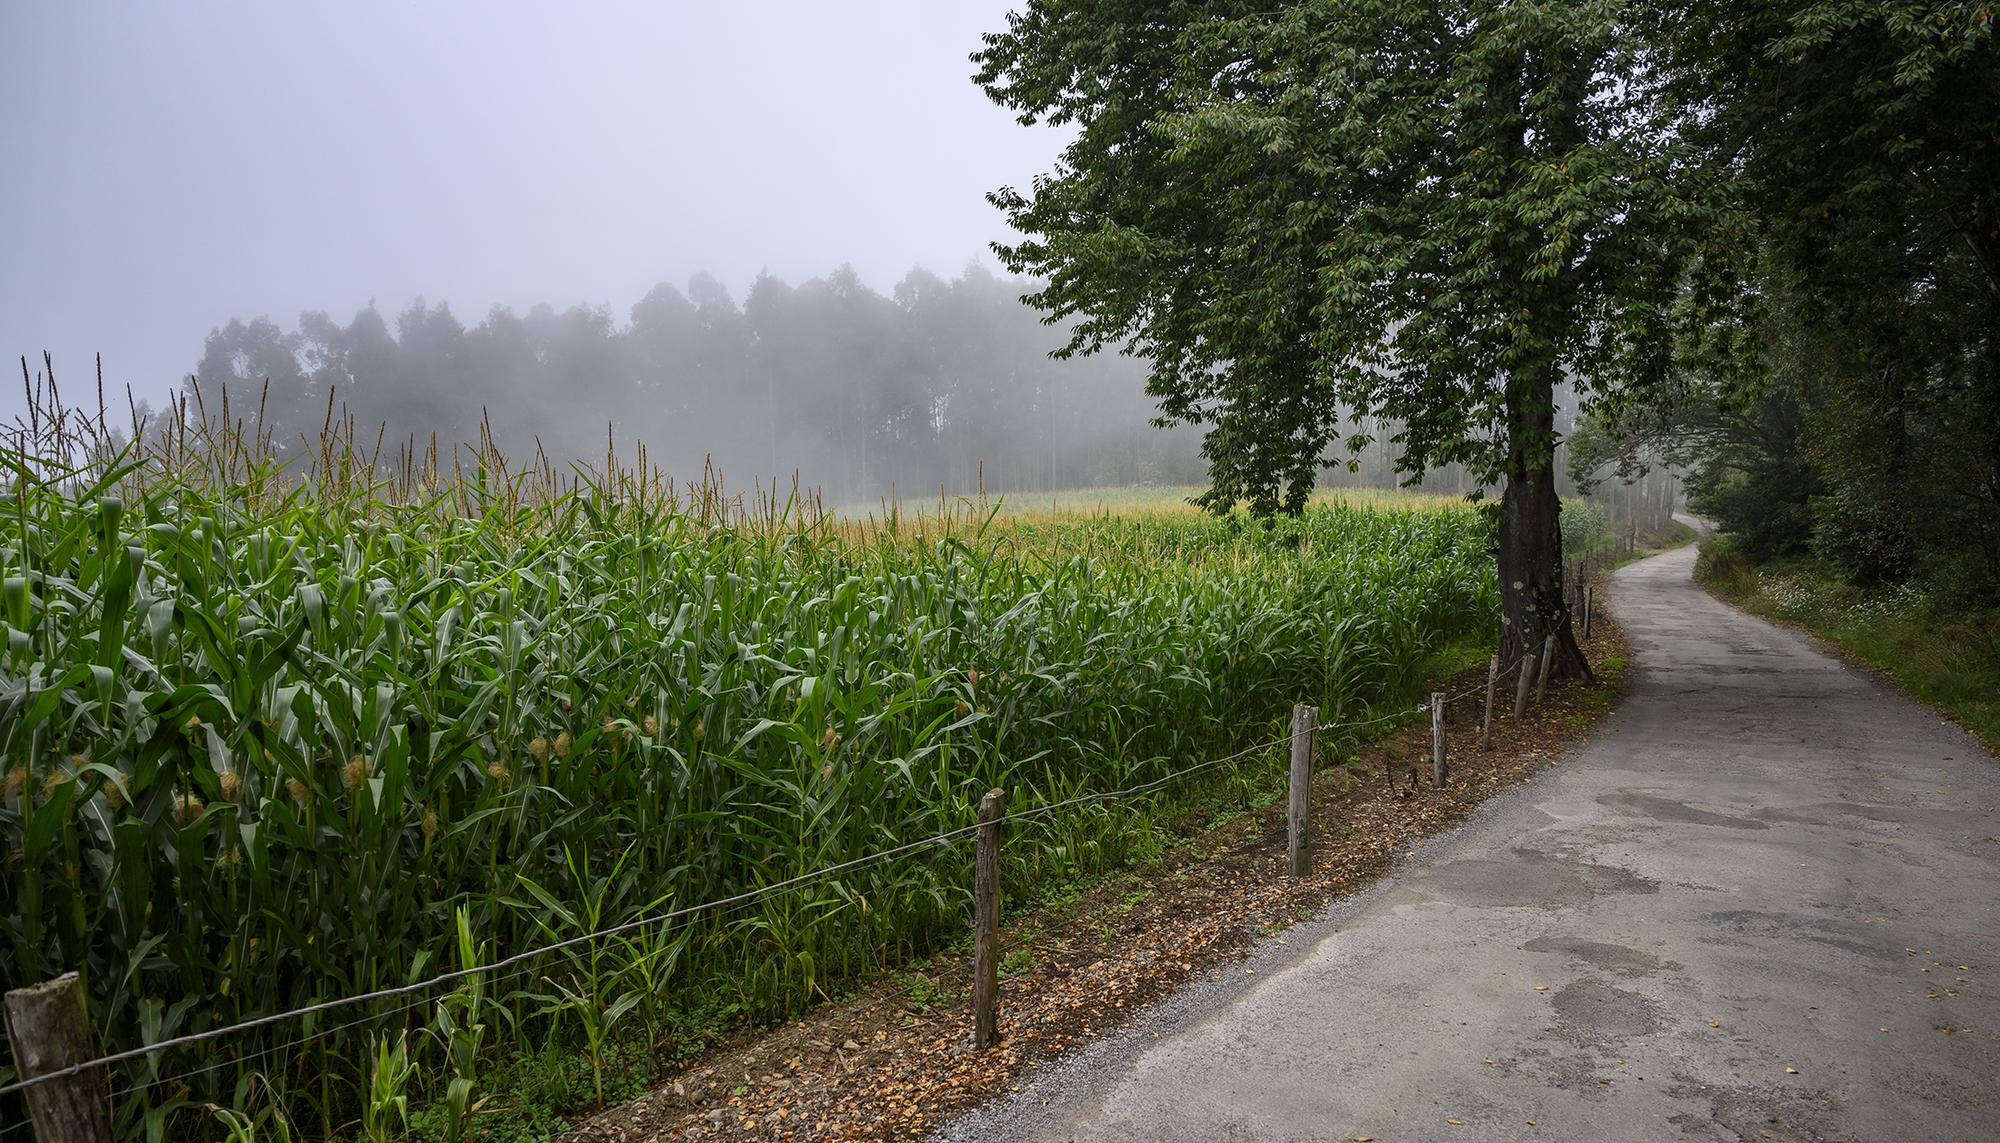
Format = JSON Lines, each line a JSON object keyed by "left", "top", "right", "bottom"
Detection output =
{"left": 178, "top": 265, "right": 1206, "bottom": 501}
{"left": 2, "top": 1, "right": 1144, "bottom": 498}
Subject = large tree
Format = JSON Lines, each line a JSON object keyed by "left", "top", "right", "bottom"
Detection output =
{"left": 974, "top": 1, "right": 1715, "bottom": 673}
{"left": 1655, "top": 0, "right": 2000, "bottom": 596}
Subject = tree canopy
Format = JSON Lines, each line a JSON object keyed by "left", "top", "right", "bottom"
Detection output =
{"left": 975, "top": 1, "right": 1715, "bottom": 514}
{"left": 976, "top": 0, "right": 1727, "bottom": 668}
{"left": 1593, "top": 1, "right": 1998, "bottom": 597}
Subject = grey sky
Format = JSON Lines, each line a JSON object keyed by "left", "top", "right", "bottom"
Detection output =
{"left": 0, "top": 1, "right": 1057, "bottom": 420}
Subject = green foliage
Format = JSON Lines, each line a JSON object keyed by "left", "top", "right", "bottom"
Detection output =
{"left": 1697, "top": 536, "right": 2000, "bottom": 751}
{"left": 509, "top": 843, "right": 666, "bottom": 1109}
{"left": 1808, "top": 485, "right": 1915, "bottom": 587}
{"left": 203, "top": 1076, "right": 295, "bottom": 1143}
{"left": 1693, "top": 533, "right": 1758, "bottom": 597}
{"left": 1653, "top": 0, "right": 1999, "bottom": 599}
{"left": 363, "top": 1035, "right": 414, "bottom": 1143}
{"left": 974, "top": 0, "right": 1712, "bottom": 509}
{"left": 1558, "top": 501, "right": 1611, "bottom": 556}
{"left": 1651, "top": 381, "right": 1821, "bottom": 562}
{"left": 891, "top": 970, "right": 951, "bottom": 1013}
{"left": 1700, "top": 476, "right": 1811, "bottom": 565}
{"left": 974, "top": 0, "right": 1729, "bottom": 678}
{"left": 0, "top": 452, "right": 1496, "bottom": 1137}
{"left": 998, "top": 943, "right": 1039, "bottom": 980}
{"left": 428, "top": 909, "right": 487, "bottom": 1143}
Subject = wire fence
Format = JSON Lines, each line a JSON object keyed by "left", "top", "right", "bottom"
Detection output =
{"left": 96, "top": 844, "right": 977, "bottom": 1106}
{"left": 1441, "top": 646, "right": 1534, "bottom": 706}
{"left": 0, "top": 819, "right": 988, "bottom": 1099}
{"left": 1, "top": 670, "right": 1518, "bottom": 1107}
{"left": 566, "top": 661, "right": 1569, "bottom": 1124}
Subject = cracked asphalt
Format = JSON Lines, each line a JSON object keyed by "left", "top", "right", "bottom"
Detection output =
{"left": 941, "top": 538, "right": 2000, "bottom": 1142}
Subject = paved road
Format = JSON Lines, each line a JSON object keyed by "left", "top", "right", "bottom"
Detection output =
{"left": 944, "top": 539, "right": 2000, "bottom": 1142}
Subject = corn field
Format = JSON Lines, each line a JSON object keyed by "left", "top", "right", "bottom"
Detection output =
{"left": 1, "top": 390, "right": 1497, "bottom": 1138}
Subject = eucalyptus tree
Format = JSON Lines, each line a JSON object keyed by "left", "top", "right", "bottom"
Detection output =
{"left": 975, "top": 1, "right": 1716, "bottom": 673}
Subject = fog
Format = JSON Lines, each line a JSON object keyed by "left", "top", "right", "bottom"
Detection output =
{"left": 173, "top": 266, "right": 1205, "bottom": 502}
{"left": 1, "top": 2, "right": 1183, "bottom": 497}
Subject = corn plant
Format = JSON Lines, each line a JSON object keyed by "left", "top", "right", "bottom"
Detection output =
{"left": 361, "top": 1034, "right": 412, "bottom": 1143}
{"left": 1, "top": 391, "right": 1498, "bottom": 1137}
{"left": 427, "top": 908, "right": 487, "bottom": 1143}
{"left": 509, "top": 844, "right": 665, "bottom": 1108}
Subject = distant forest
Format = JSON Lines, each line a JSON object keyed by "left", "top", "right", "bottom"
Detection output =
{"left": 185, "top": 264, "right": 1209, "bottom": 502}
{"left": 179, "top": 261, "right": 1666, "bottom": 520}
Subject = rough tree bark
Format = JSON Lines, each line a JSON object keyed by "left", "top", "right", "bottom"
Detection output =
{"left": 1499, "top": 373, "right": 1592, "bottom": 682}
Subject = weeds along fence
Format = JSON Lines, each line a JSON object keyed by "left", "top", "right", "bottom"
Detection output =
{"left": 1, "top": 380, "right": 1499, "bottom": 1138}
{"left": 4, "top": 669, "right": 1551, "bottom": 1143}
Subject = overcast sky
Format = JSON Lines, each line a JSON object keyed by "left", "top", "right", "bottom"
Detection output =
{"left": 0, "top": 1, "right": 1059, "bottom": 421}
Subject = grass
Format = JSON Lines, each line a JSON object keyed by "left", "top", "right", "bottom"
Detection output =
{"left": 1695, "top": 535, "right": 2000, "bottom": 752}
{"left": 835, "top": 483, "right": 1469, "bottom": 523}
{"left": 0, "top": 395, "right": 1502, "bottom": 1140}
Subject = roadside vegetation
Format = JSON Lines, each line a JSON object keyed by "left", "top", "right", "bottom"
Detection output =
{"left": 1696, "top": 537, "right": 2000, "bottom": 752}
{"left": 0, "top": 407, "right": 1499, "bottom": 1140}
{"left": 1559, "top": 3, "right": 1998, "bottom": 722}
{"left": 574, "top": 609, "right": 1634, "bottom": 1142}
{"left": 0, "top": 0, "right": 1984, "bottom": 1138}
{"left": 839, "top": 483, "right": 1470, "bottom": 523}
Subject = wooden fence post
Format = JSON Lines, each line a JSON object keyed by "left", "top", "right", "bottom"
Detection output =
{"left": 972, "top": 788, "right": 1005, "bottom": 1049}
{"left": 1534, "top": 634, "right": 1556, "bottom": 701}
{"left": 1582, "top": 585, "right": 1593, "bottom": 640}
{"left": 1287, "top": 704, "right": 1317, "bottom": 879}
{"left": 1430, "top": 693, "right": 1447, "bottom": 785}
{"left": 1478, "top": 654, "right": 1499, "bottom": 750}
{"left": 4, "top": 973, "right": 113, "bottom": 1143}
{"left": 1513, "top": 649, "right": 1537, "bottom": 718}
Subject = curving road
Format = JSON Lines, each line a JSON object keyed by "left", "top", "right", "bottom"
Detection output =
{"left": 944, "top": 537, "right": 2000, "bottom": 1142}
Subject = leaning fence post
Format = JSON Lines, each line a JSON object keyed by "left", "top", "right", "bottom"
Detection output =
{"left": 1513, "top": 648, "right": 1537, "bottom": 718}
{"left": 972, "top": 788, "right": 1005, "bottom": 1049}
{"left": 1287, "top": 704, "right": 1318, "bottom": 879}
{"left": 1430, "top": 692, "right": 1447, "bottom": 785}
{"left": 4, "top": 973, "right": 114, "bottom": 1143}
{"left": 1479, "top": 654, "right": 1499, "bottom": 750}
{"left": 1534, "top": 634, "right": 1557, "bottom": 701}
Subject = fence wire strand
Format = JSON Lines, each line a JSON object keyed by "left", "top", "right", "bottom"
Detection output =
{"left": 2, "top": 674, "right": 1492, "bottom": 1101}
{"left": 97, "top": 838, "right": 988, "bottom": 1104}
{"left": 0, "top": 821, "right": 988, "bottom": 1098}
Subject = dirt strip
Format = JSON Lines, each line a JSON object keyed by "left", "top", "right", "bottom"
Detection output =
{"left": 569, "top": 614, "right": 1631, "bottom": 1143}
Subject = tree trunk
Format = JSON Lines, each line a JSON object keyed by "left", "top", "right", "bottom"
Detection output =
{"left": 1499, "top": 376, "right": 1591, "bottom": 682}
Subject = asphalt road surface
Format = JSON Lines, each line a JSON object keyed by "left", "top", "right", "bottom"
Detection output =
{"left": 942, "top": 538, "right": 2000, "bottom": 1142}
